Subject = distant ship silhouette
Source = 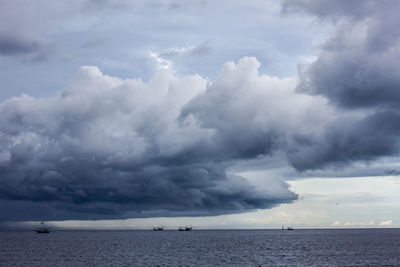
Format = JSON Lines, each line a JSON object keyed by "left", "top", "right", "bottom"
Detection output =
{"left": 36, "top": 222, "right": 50, "bottom": 233}
{"left": 282, "top": 224, "right": 294, "bottom": 231}
{"left": 153, "top": 225, "right": 164, "bottom": 231}
{"left": 178, "top": 225, "right": 192, "bottom": 231}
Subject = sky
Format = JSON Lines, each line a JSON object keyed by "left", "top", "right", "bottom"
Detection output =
{"left": 1, "top": 0, "right": 400, "bottom": 229}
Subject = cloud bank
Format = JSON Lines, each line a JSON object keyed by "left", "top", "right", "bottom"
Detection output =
{"left": 2, "top": 0, "right": 400, "bottom": 221}
{"left": 0, "top": 58, "right": 312, "bottom": 221}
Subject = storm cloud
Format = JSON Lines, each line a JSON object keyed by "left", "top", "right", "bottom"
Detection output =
{"left": 282, "top": 0, "right": 400, "bottom": 108}
{"left": 281, "top": 0, "right": 400, "bottom": 169}
{"left": 0, "top": 58, "right": 307, "bottom": 221}
{"left": 2, "top": 0, "right": 400, "bottom": 222}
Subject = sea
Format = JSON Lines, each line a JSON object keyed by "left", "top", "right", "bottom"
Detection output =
{"left": 1, "top": 229, "right": 400, "bottom": 266}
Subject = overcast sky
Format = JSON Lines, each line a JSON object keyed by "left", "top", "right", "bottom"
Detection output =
{"left": 1, "top": 0, "right": 400, "bottom": 229}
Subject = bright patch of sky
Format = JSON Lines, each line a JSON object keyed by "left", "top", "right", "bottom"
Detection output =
{"left": 0, "top": 0, "right": 330, "bottom": 101}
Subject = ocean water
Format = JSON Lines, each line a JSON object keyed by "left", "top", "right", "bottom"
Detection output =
{"left": 1, "top": 229, "right": 400, "bottom": 266}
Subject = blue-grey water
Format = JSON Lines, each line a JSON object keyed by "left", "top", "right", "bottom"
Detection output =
{"left": 1, "top": 229, "right": 400, "bottom": 266}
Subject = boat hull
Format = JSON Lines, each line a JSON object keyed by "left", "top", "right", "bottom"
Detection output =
{"left": 179, "top": 227, "right": 192, "bottom": 231}
{"left": 36, "top": 230, "right": 50, "bottom": 233}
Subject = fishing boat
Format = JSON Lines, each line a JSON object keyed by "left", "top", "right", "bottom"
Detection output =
{"left": 36, "top": 222, "right": 50, "bottom": 233}
{"left": 282, "top": 224, "right": 294, "bottom": 231}
{"left": 153, "top": 225, "right": 164, "bottom": 231}
{"left": 178, "top": 225, "right": 192, "bottom": 231}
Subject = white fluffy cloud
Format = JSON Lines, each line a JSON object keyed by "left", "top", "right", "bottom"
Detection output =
{"left": 379, "top": 220, "right": 393, "bottom": 226}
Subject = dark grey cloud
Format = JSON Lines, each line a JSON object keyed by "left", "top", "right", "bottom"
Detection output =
{"left": 279, "top": 0, "right": 400, "bottom": 170}
{"left": 384, "top": 169, "right": 400, "bottom": 176}
{"left": 0, "top": 161, "right": 292, "bottom": 221}
{"left": 0, "top": 32, "right": 49, "bottom": 62}
{"left": 0, "top": 61, "right": 300, "bottom": 221}
{"left": 283, "top": 0, "right": 400, "bottom": 109}
{"left": 0, "top": 1, "right": 60, "bottom": 62}
{"left": 81, "top": 0, "right": 206, "bottom": 11}
{"left": 282, "top": 0, "right": 376, "bottom": 21}
{"left": 288, "top": 111, "right": 400, "bottom": 171}
{"left": 82, "top": 0, "right": 133, "bottom": 12}
{"left": 0, "top": 35, "right": 40, "bottom": 56}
